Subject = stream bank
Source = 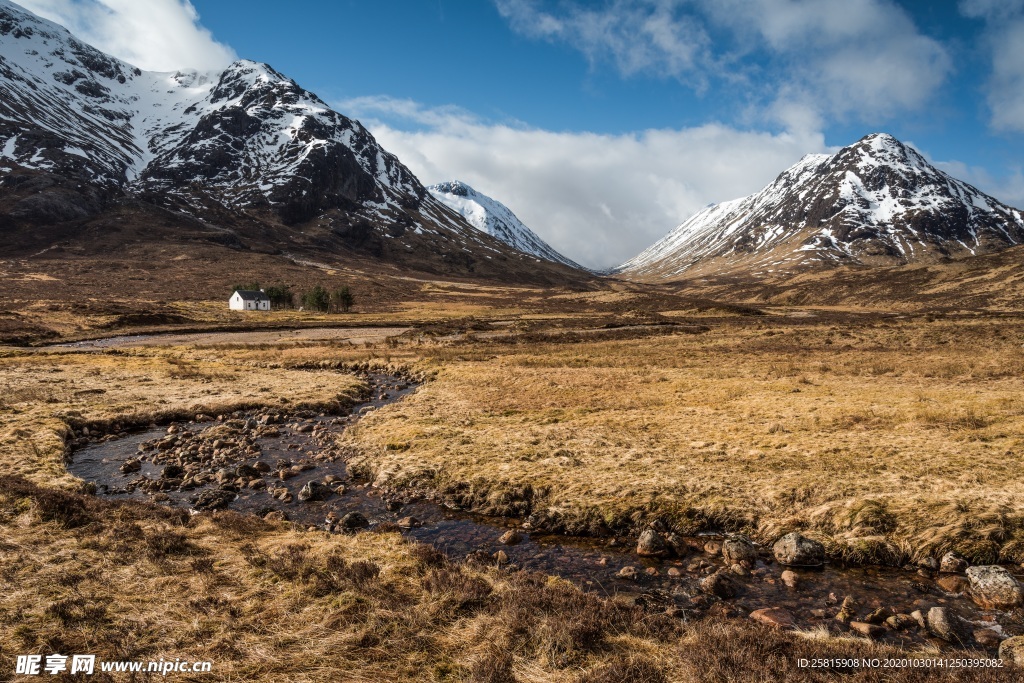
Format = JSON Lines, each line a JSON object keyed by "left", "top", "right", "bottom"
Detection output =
{"left": 67, "top": 372, "right": 1024, "bottom": 658}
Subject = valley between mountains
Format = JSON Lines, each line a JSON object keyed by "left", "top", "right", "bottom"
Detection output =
{"left": 3, "top": 0, "right": 1024, "bottom": 681}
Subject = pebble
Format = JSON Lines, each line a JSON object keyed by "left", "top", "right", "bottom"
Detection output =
{"left": 939, "top": 552, "right": 968, "bottom": 574}
{"left": 617, "top": 566, "right": 638, "bottom": 580}
{"left": 499, "top": 530, "right": 523, "bottom": 545}
{"left": 780, "top": 570, "right": 798, "bottom": 588}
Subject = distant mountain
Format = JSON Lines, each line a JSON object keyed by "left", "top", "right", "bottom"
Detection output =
{"left": 427, "top": 181, "right": 583, "bottom": 269}
{"left": 617, "top": 133, "right": 1024, "bottom": 280}
{"left": 0, "top": 0, "right": 584, "bottom": 282}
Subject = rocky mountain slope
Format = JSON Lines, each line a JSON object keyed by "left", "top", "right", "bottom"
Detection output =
{"left": 617, "top": 133, "right": 1024, "bottom": 281}
{"left": 427, "top": 181, "right": 583, "bottom": 269}
{"left": 0, "top": 0, "right": 584, "bottom": 282}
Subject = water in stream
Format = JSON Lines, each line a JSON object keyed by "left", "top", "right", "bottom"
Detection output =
{"left": 68, "top": 373, "right": 1023, "bottom": 653}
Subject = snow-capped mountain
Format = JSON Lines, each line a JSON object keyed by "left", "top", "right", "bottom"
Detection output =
{"left": 0, "top": 1, "right": 583, "bottom": 280}
{"left": 618, "top": 133, "right": 1024, "bottom": 280}
{"left": 427, "top": 181, "right": 583, "bottom": 269}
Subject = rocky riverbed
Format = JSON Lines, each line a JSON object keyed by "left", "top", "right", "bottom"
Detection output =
{"left": 67, "top": 372, "right": 1024, "bottom": 662}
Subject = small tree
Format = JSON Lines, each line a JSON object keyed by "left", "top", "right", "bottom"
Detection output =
{"left": 264, "top": 284, "right": 294, "bottom": 309}
{"left": 302, "top": 286, "right": 330, "bottom": 312}
{"left": 332, "top": 286, "right": 354, "bottom": 313}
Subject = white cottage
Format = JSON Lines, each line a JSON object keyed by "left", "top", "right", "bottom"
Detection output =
{"left": 229, "top": 290, "right": 271, "bottom": 311}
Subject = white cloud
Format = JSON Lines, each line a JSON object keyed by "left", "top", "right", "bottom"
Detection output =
{"left": 960, "top": 0, "right": 1024, "bottom": 133}
{"left": 496, "top": 0, "right": 951, "bottom": 130}
{"left": 341, "top": 96, "right": 827, "bottom": 269}
{"left": 15, "top": 0, "right": 235, "bottom": 71}
{"left": 496, "top": 0, "right": 713, "bottom": 88}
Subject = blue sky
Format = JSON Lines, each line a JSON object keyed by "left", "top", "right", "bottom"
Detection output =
{"left": 16, "top": 0, "right": 1024, "bottom": 267}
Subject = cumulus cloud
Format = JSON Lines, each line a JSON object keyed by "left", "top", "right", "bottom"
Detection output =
{"left": 496, "top": 0, "right": 950, "bottom": 130}
{"left": 16, "top": 0, "right": 235, "bottom": 71}
{"left": 341, "top": 96, "right": 828, "bottom": 269}
{"left": 496, "top": 0, "right": 714, "bottom": 88}
{"left": 960, "top": 0, "right": 1024, "bottom": 133}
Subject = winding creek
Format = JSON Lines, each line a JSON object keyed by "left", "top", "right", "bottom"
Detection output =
{"left": 68, "top": 372, "right": 1024, "bottom": 655}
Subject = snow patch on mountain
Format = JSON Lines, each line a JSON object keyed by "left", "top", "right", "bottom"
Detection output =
{"left": 618, "top": 134, "right": 1024, "bottom": 279}
{"left": 428, "top": 181, "right": 583, "bottom": 268}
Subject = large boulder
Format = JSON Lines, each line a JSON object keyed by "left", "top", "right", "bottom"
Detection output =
{"left": 773, "top": 532, "right": 825, "bottom": 567}
{"left": 722, "top": 537, "right": 758, "bottom": 567}
{"left": 965, "top": 566, "right": 1023, "bottom": 610}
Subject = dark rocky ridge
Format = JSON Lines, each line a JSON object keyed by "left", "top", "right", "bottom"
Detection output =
{"left": 0, "top": 1, "right": 587, "bottom": 283}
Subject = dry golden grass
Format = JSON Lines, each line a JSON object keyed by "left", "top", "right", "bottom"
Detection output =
{"left": 346, "top": 315, "right": 1024, "bottom": 565}
{"left": 2, "top": 320, "right": 1023, "bottom": 680}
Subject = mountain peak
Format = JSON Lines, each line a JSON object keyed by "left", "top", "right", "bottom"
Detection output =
{"left": 617, "top": 133, "right": 1024, "bottom": 280}
{"left": 430, "top": 180, "right": 474, "bottom": 197}
{"left": 428, "top": 181, "right": 585, "bottom": 270}
{"left": 0, "top": 2, "right": 587, "bottom": 283}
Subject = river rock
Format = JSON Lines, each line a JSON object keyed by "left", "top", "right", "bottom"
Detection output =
{"left": 298, "top": 481, "right": 331, "bottom": 502}
{"left": 965, "top": 565, "right": 1023, "bottom": 610}
{"left": 263, "top": 511, "right": 286, "bottom": 522}
{"left": 193, "top": 489, "right": 235, "bottom": 511}
{"left": 700, "top": 570, "right": 737, "bottom": 598}
{"left": 637, "top": 529, "right": 670, "bottom": 557}
{"left": 773, "top": 532, "right": 825, "bottom": 567}
{"left": 665, "top": 533, "right": 688, "bottom": 557}
{"left": 926, "top": 607, "right": 973, "bottom": 646}
{"left": 780, "top": 570, "right": 799, "bottom": 588}
{"left": 119, "top": 458, "right": 142, "bottom": 474}
{"left": 864, "top": 606, "right": 893, "bottom": 625}
{"left": 937, "top": 575, "right": 970, "bottom": 594}
{"left": 834, "top": 596, "right": 857, "bottom": 623}
{"left": 999, "top": 636, "right": 1024, "bottom": 666}
{"left": 397, "top": 516, "right": 421, "bottom": 529}
{"left": 722, "top": 537, "right": 757, "bottom": 567}
{"left": 236, "top": 464, "right": 260, "bottom": 479}
{"left": 940, "top": 552, "right": 968, "bottom": 574}
{"left": 666, "top": 567, "right": 681, "bottom": 577}
{"left": 750, "top": 607, "right": 795, "bottom": 629}
{"left": 910, "top": 609, "right": 927, "bottom": 630}
{"left": 338, "top": 512, "right": 369, "bottom": 530}
{"left": 499, "top": 530, "right": 523, "bottom": 545}
{"left": 703, "top": 540, "right": 723, "bottom": 556}
{"left": 886, "top": 614, "right": 918, "bottom": 631}
{"left": 917, "top": 556, "right": 940, "bottom": 572}
{"left": 850, "top": 621, "right": 885, "bottom": 638}
{"left": 617, "top": 566, "right": 638, "bottom": 580}
{"left": 161, "top": 464, "right": 184, "bottom": 479}
{"left": 974, "top": 629, "right": 1002, "bottom": 649}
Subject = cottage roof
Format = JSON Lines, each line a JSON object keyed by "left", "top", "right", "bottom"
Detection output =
{"left": 233, "top": 290, "right": 270, "bottom": 301}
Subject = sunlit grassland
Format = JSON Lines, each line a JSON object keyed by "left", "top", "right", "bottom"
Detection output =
{"left": 346, "top": 316, "right": 1024, "bottom": 565}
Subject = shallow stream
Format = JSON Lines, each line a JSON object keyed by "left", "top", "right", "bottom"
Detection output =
{"left": 68, "top": 373, "right": 1024, "bottom": 653}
